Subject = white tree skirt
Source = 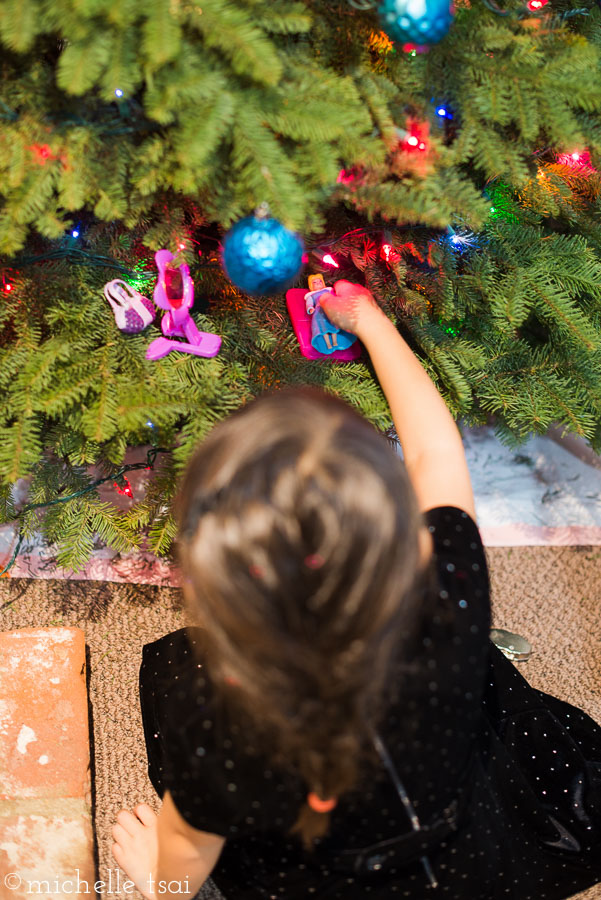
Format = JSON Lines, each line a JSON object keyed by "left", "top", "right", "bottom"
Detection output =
{"left": 463, "top": 423, "right": 601, "bottom": 546}
{"left": 2, "top": 424, "right": 601, "bottom": 585}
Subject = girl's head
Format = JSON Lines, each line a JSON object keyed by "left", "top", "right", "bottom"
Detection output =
{"left": 176, "top": 385, "right": 433, "bottom": 847}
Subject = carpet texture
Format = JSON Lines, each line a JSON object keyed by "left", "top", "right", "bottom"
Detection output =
{"left": 1, "top": 543, "right": 600, "bottom": 900}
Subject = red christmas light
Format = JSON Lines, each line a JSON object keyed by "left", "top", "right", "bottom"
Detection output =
{"left": 114, "top": 477, "right": 134, "bottom": 498}
{"left": 526, "top": 0, "right": 547, "bottom": 9}
{"left": 400, "top": 120, "right": 429, "bottom": 154}
{"left": 30, "top": 144, "right": 54, "bottom": 165}
{"left": 322, "top": 254, "right": 339, "bottom": 268}
{"left": 557, "top": 148, "right": 595, "bottom": 172}
{"left": 337, "top": 169, "right": 355, "bottom": 184}
{"left": 4, "top": 283, "right": 12, "bottom": 292}
{"left": 336, "top": 165, "right": 365, "bottom": 187}
{"left": 403, "top": 134, "right": 428, "bottom": 152}
{"left": 381, "top": 242, "right": 401, "bottom": 264}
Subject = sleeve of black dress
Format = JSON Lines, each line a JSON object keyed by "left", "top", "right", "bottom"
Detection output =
{"left": 419, "top": 505, "right": 492, "bottom": 704}
{"left": 423, "top": 505, "right": 490, "bottom": 609}
{"left": 155, "top": 630, "right": 265, "bottom": 839}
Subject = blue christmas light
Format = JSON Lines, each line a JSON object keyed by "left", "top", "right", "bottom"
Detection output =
{"left": 71, "top": 230, "right": 80, "bottom": 238}
{"left": 437, "top": 107, "right": 447, "bottom": 117}
{"left": 146, "top": 420, "right": 155, "bottom": 428}
{"left": 115, "top": 89, "right": 124, "bottom": 98}
{"left": 446, "top": 225, "right": 478, "bottom": 252}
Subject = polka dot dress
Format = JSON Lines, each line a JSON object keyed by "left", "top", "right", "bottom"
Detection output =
{"left": 139, "top": 506, "right": 601, "bottom": 899}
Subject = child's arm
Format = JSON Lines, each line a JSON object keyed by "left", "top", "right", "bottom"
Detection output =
{"left": 155, "top": 791, "right": 225, "bottom": 899}
{"left": 361, "top": 312, "right": 477, "bottom": 520}
{"left": 320, "top": 281, "right": 476, "bottom": 520}
{"left": 111, "top": 793, "right": 225, "bottom": 900}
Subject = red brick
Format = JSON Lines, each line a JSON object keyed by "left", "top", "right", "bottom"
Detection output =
{"left": 0, "top": 808, "right": 95, "bottom": 899}
{"left": 0, "top": 628, "right": 95, "bottom": 897}
{"left": 0, "top": 629, "right": 90, "bottom": 801}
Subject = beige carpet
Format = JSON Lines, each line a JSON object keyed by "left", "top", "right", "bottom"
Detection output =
{"left": 1, "top": 544, "right": 600, "bottom": 900}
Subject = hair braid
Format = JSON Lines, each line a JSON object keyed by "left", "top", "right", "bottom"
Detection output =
{"left": 176, "top": 386, "right": 430, "bottom": 850}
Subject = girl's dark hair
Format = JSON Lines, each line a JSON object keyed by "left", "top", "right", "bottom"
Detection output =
{"left": 175, "top": 385, "right": 432, "bottom": 849}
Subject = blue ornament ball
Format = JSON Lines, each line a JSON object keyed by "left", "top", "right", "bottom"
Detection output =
{"left": 378, "top": 0, "right": 453, "bottom": 45}
{"left": 221, "top": 213, "right": 304, "bottom": 296}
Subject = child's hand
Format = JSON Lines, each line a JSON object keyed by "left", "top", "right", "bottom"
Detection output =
{"left": 112, "top": 803, "right": 159, "bottom": 900}
{"left": 320, "top": 280, "right": 387, "bottom": 340}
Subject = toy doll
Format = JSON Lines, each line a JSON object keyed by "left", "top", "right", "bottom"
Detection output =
{"left": 304, "top": 274, "right": 357, "bottom": 355}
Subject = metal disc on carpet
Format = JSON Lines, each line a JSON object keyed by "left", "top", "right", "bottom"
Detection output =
{"left": 490, "top": 628, "right": 533, "bottom": 662}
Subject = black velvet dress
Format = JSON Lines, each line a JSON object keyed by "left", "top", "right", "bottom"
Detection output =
{"left": 139, "top": 506, "right": 601, "bottom": 899}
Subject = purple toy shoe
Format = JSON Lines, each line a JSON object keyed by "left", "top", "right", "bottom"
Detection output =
{"left": 104, "top": 280, "right": 156, "bottom": 334}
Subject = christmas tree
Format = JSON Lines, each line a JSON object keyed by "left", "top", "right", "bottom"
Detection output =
{"left": 2, "top": 0, "right": 601, "bottom": 572}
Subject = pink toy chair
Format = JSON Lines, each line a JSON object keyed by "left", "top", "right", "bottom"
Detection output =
{"left": 146, "top": 250, "right": 221, "bottom": 360}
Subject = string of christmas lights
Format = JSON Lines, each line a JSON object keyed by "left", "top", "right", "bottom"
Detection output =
{"left": 0, "top": 447, "right": 169, "bottom": 578}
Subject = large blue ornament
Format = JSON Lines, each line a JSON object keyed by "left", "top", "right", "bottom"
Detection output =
{"left": 221, "top": 211, "right": 304, "bottom": 296}
{"left": 378, "top": 0, "right": 454, "bottom": 44}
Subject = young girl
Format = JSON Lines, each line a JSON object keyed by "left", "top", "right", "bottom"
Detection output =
{"left": 112, "top": 280, "right": 601, "bottom": 900}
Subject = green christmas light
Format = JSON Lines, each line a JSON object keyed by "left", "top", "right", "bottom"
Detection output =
{"left": 438, "top": 316, "right": 465, "bottom": 336}
{"left": 485, "top": 181, "right": 520, "bottom": 224}
{"left": 126, "top": 261, "right": 155, "bottom": 294}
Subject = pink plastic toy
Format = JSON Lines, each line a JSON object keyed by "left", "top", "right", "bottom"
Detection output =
{"left": 146, "top": 250, "right": 221, "bottom": 360}
{"left": 286, "top": 287, "right": 362, "bottom": 362}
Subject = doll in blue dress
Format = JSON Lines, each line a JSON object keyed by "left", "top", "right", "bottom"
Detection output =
{"left": 304, "top": 275, "right": 357, "bottom": 355}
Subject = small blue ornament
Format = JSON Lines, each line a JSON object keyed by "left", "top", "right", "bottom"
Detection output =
{"left": 378, "top": 0, "right": 454, "bottom": 44}
{"left": 222, "top": 207, "right": 304, "bottom": 296}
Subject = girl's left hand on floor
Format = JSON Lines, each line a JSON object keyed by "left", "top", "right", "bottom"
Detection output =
{"left": 111, "top": 803, "right": 159, "bottom": 900}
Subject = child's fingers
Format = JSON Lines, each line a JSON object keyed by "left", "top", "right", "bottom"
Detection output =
{"left": 116, "top": 809, "right": 140, "bottom": 836}
{"left": 112, "top": 822, "right": 132, "bottom": 845}
{"left": 333, "top": 279, "right": 372, "bottom": 299}
{"left": 320, "top": 293, "right": 360, "bottom": 334}
{"left": 111, "top": 841, "right": 126, "bottom": 862}
{"left": 135, "top": 803, "right": 157, "bottom": 826}
{"left": 333, "top": 279, "right": 360, "bottom": 296}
